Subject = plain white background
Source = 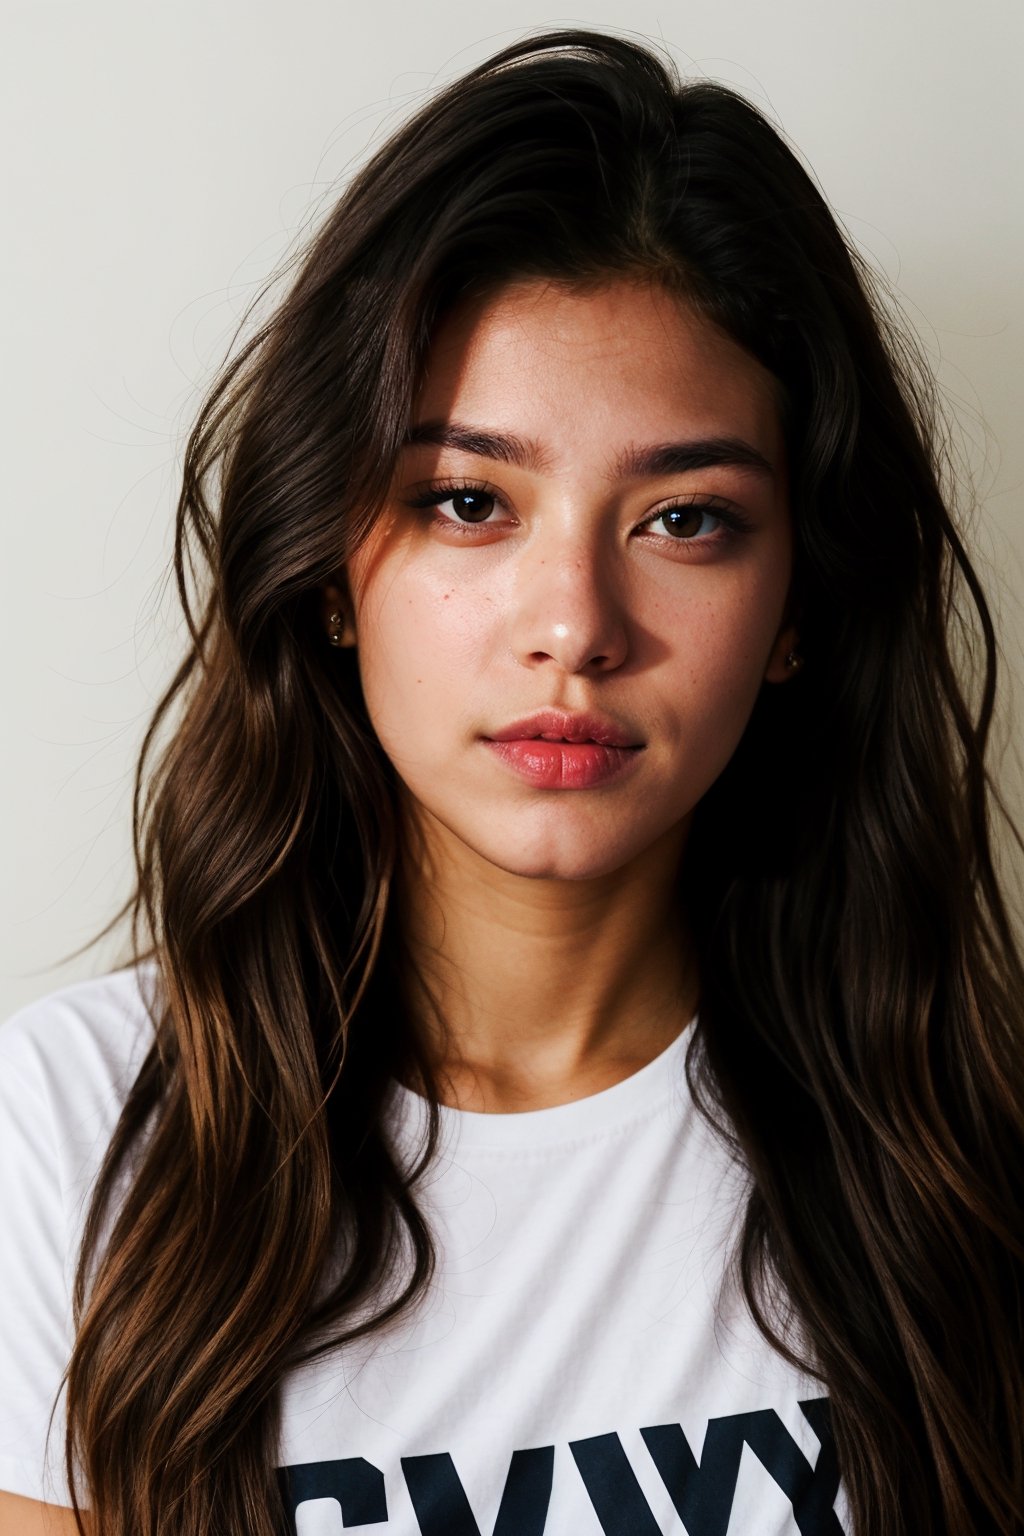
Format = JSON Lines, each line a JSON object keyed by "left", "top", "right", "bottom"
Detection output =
{"left": 2, "top": 1, "right": 1022, "bottom": 1016}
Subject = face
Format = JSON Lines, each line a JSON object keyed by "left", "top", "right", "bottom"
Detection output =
{"left": 325, "top": 277, "right": 798, "bottom": 883}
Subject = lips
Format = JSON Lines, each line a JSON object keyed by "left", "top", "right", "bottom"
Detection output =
{"left": 485, "top": 709, "right": 643, "bottom": 749}
{"left": 484, "top": 737, "right": 643, "bottom": 790}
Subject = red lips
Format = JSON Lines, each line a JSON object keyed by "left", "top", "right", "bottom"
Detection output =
{"left": 485, "top": 709, "right": 643, "bottom": 749}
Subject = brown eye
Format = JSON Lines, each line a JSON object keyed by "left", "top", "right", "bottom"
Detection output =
{"left": 406, "top": 482, "right": 504, "bottom": 525}
{"left": 445, "top": 491, "right": 495, "bottom": 523}
{"left": 638, "top": 499, "right": 754, "bottom": 548}
{"left": 659, "top": 506, "right": 706, "bottom": 539}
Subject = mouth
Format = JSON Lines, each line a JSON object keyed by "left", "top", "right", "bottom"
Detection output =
{"left": 525, "top": 737, "right": 635, "bottom": 749}
{"left": 486, "top": 710, "right": 644, "bottom": 750}
{"left": 482, "top": 735, "right": 644, "bottom": 790}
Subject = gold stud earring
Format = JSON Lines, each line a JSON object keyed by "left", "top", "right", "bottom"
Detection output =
{"left": 784, "top": 649, "right": 803, "bottom": 671}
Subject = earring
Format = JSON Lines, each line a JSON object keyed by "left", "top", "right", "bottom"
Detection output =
{"left": 785, "top": 649, "right": 803, "bottom": 671}
{"left": 328, "top": 610, "right": 345, "bottom": 647}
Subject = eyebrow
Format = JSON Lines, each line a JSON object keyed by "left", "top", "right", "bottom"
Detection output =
{"left": 400, "top": 419, "right": 776, "bottom": 481}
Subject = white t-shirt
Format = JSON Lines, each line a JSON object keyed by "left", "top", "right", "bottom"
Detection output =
{"left": 0, "top": 962, "right": 852, "bottom": 1533}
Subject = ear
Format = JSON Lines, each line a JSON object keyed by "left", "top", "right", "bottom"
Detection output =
{"left": 763, "top": 596, "right": 803, "bottom": 684}
{"left": 321, "top": 571, "right": 357, "bottom": 648}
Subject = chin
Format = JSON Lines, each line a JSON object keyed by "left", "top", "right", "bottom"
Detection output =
{"left": 472, "top": 828, "right": 645, "bottom": 883}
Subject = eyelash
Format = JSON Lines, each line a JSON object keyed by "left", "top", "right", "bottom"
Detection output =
{"left": 404, "top": 478, "right": 755, "bottom": 547}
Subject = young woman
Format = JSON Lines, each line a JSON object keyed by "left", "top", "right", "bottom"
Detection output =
{"left": 1, "top": 26, "right": 1021, "bottom": 1536}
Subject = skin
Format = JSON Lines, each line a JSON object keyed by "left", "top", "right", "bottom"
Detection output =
{"left": 321, "top": 276, "right": 799, "bottom": 1112}
{"left": 0, "top": 1489, "right": 88, "bottom": 1533}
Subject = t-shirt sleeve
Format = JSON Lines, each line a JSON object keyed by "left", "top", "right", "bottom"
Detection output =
{"left": 0, "top": 1028, "right": 76, "bottom": 1506}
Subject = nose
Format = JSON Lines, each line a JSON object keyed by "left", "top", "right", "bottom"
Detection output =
{"left": 508, "top": 525, "right": 629, "bottom": 675}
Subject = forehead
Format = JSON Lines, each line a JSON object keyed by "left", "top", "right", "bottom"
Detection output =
{"left": 413, "top": 277, "right": 784, "bottom": 457}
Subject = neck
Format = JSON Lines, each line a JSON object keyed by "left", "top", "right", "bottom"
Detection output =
{"left": 393, "top": 802, "right": 699, "bottom": 1112}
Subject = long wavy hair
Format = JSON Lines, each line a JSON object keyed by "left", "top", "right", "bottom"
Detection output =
{"left": 51, "top": 26, "right": 1024, "bottom": 1536}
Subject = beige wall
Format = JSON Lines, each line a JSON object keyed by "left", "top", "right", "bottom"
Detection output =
{"left": 2, "top": 1, "right": 1021, "bottom": 1013}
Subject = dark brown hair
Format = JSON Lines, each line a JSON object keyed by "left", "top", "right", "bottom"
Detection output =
{"left": 50, "top": 26, "right": 1024, "bottom": 1535}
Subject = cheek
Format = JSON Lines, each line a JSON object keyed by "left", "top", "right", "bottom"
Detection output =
{"left": 352, "top": 567, "right": 492, "bottom": 744}
{"left": 639, "top": 507, "right": 789, "bottom": 650}
{"left": 660, "top": 569, "right": 787, "bottom": 723}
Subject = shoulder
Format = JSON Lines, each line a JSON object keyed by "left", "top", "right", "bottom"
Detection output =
{"left": 0, "top": 964, "right": 159, "bottom": 1511}
{"left": 0, "top": 960, "right": 159, "bottom": 1083}
{"left": 0, "top": 961, "right": 161, "bottom": 1176}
